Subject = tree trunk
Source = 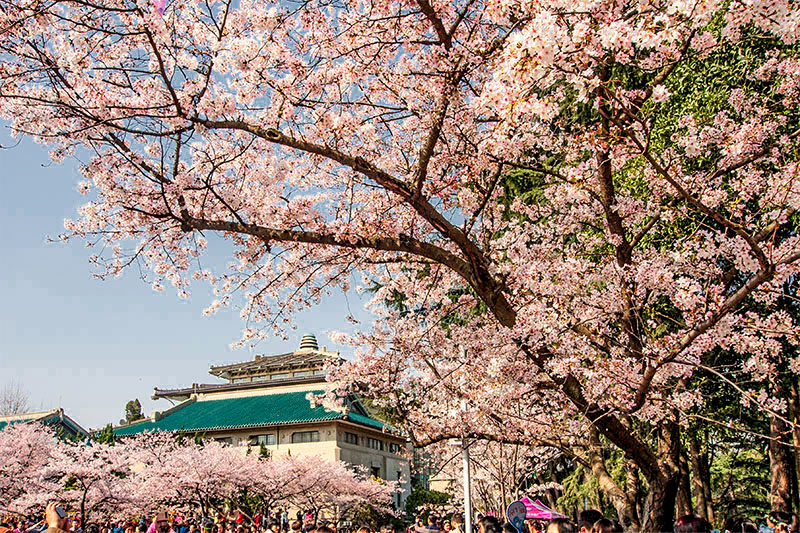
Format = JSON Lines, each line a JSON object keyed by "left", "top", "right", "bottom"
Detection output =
{"left": 788, "top": 376, "right": 800, "bottom": 512}
{"left": 770, "top": 377, "right": 794, "bottom": 513}
{"left": 676, "top": 451, "right": 692, "bottom": 518}
{"left": 624, "top": 459, "right": 642, "bottom": 526}
{"left": 770, "top": 412, "right": 794, "bottom": 512}
{"left": 640, "top": 472, "right": 680, "bottom": 533}
{"left": 587, "top": 429, "right": 640, "bottom": 530}
{"left": 687, "top": 429, "right": 713, "bottom": 523}
{"left": 639, "top": 422, "right": 681, "bottom": 533}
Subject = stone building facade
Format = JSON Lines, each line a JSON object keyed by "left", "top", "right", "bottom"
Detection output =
{"left": 114, "top": 335, "right": 410, "bottom": 508}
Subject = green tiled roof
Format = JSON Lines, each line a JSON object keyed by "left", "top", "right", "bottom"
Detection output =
{"left": 113, "top": 390, "right": 393, "bottom": 437}
{"left": 345, "top": 411, "right": 391, "bottom": 432}
{"left": 0, "top": 411, "right": 88, "bottom": 440}
{"left": 0, "top": 416, "right": 35, "bottom": 431}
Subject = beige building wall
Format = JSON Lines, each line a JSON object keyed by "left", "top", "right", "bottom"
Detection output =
{"left": 205, "top": 420, "right": 411, "bottom": 508}
{"left": 195, "top": 381, "right": 330, "bottom": 401}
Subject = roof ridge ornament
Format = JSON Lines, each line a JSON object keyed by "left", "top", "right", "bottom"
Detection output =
{"left": 299, "top": 333, "right": 318, "bottom": 351}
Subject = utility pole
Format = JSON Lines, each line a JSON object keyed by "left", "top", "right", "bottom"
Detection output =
{"left": 460, "top": 344, "right": 473, "bottom": 533}
{"left": 462, "top": 434, "right": 473, "bottom": 533}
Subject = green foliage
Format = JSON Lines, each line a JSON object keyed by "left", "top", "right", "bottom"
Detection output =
{"left": 95, "top": 423, "right": 115, "bottom": 445}
{"left": 348, "top": 502, "right": 405, "bottom": 529}
{"left": 404, "top": 485, "right": 451, "bottom": 520}
{"left": 709, "top": 445, "right": 770, "bottom": 521}
{"left": 259, "top": 443, "right": 271, "bottom": 459}
{"left": 556, "top": 464, "right": 608, "bottom": 519}
{"left": 125, "top": 399, "right": 144, "bottom": 423}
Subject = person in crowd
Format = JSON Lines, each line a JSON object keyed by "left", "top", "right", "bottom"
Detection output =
{"left": 450, "top": 515, "right": 464, "bottom": 533}
{"left": 722, "top": 518, "right": 757, "bottom": 533}
{"left": 425, "top": 517, "right": 440, "bottom": 532}
{"left": 442, "top": 524, "right": 451, "bottom": 533}
{"left": 290, "top": 522, "right": 302, "bottom": 533}
{"left": 767, "top": 511, "right": 799, "bottom": 533}
{"left": 150, "top": 513, "right": 174, "bottom": 533}
{"left": 588, "top": 519, "right": 614, "bottom": 533}
{"left": 673, "top": 514, "right": 712, "bottom": 533}
{"left": 355, "top": 527, "right": 371, "bottom": 533}
{"left": 544, "top": 519, "right": 573, "bottom": 533}
{"left": 576, "top": 512, "right": 603, "bottom": 533}
{"left": 313, "top": 528, "right": 334, "bottom": 533}
{"left": 502, "top": 523, "right": 517, "bottom": 533}
{"left": 268, "top": 523, "right": 280, "bottom": 533}
{"left": 482, "top": 523, "right": 502, "bottom": 533}
{"left": 479, "top": 516, "right": 500, "bottom": 533}
{"left": 43, "top": 504, "right": 69, "bottom": 533}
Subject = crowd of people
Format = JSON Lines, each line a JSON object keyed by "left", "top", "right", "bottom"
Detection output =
{"left": 2, "top": 504, "right": 799, "bottom": 533}
{"left": 414, "top": 509, "right": 800, "bottom": 533}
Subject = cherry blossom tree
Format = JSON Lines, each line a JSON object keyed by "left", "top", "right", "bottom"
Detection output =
{"left": 423, "top": 440, "right": 560, "bottom": 515}
{"left": 273, "top": 454, "right": 398, "bottom": 524}
{"left": 1, "top": 0, "right": 800, "bottom": 529}
{"left": 0, "top": 423, "right": 58, "bottom": 516}
{"left": 124, "top": 433, "right": 397, "bottom": 521}
{"left": 126, "top": 433, "right": 258, "bottom": 517}
{"left": 46, "top": 440, "right": 134, "bottom": 524}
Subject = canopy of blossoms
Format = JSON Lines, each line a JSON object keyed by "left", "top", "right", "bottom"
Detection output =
{"left": 1, "top": 0, "right": 799, "bottom": 529}
{"left": 0, "top": 425, "right": 398, "bottom": 524}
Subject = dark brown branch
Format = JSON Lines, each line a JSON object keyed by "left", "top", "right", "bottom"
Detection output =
{"left": 415, "top": 0, "right": 451, "bottom": 48}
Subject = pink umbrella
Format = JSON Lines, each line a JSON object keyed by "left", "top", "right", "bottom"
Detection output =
{"left": 519, "top": 496, "right": 566, "bottom": 520}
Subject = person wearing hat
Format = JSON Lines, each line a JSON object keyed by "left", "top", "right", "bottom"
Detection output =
{"left": 146, "top": 513, "right": 173, "bottom": 533}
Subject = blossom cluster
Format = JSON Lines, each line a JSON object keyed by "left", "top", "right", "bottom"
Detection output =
{"left": 0, "top": 425, "right": 397, "bottom": 522}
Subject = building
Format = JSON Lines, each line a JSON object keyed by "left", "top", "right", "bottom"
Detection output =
{"left": 0, "top": 408, "right": 89, "bottom": 440}
{"left": 114, "top": 334, "right": 410, "bottom": 506}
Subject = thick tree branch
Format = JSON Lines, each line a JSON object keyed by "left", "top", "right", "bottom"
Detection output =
{"left": 415, "top": 0, "right": 451, "bottom": 48}
{"left": 194, "top": 117, "right": 518, "bottom": 326}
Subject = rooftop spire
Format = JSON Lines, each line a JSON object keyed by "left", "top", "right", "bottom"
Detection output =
{"left": 299, "top": 334, "right": 319, "bottom": 351}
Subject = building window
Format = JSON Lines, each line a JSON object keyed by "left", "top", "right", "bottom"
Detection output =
{"left": 271, "top": 373, "right": 289, "bottom": 380}
{"left": 313, "top": 369, "right": 325, "bottom": 376}
{"left": 249, "top": 434, "right": 276, "bottom": 446}
{"left": 232, "top": 377, "right": 249, "bottom": 383}
{"left": 293, "top": 370, "right": 311, "bottom": 377}
{"left": 252, "top": 375, "right": 268, "bottom": 382}
{"left": 343, "top": 431, "right": 359, "bottom": 445}
{"left": 367, "top": 437, "right": 384, "bottom": 450}
{"left": 215, "top": 437, "right": 232, "bottom": 445}
{"left": 370, "top": 466, "right": 381, "bottom": 478}
{"left": 292, "top": 431, "right": 320, "bottom": 443}
{"left": 389, "top": 443, "right": 402, "bottom": 454}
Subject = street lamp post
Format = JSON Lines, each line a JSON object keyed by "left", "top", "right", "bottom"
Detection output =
{"left": 462, "top": 433, "right": 473, "bottom": 533}
{"left": 460, "top": 342, "right": 473, "bottom": 533}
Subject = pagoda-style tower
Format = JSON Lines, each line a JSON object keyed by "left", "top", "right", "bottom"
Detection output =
{"left": 151, "top": 334, "right": 340, "bottom": 401}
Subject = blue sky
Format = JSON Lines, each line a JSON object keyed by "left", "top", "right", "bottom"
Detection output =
{"left": 0, "top": 130, "right": 373, "bottom": 430}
